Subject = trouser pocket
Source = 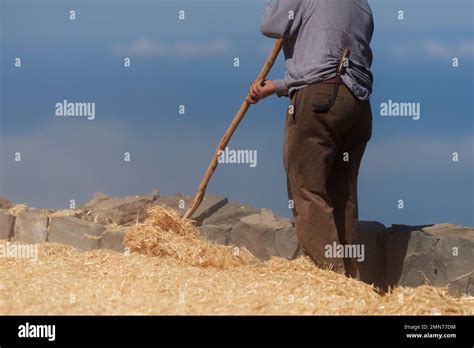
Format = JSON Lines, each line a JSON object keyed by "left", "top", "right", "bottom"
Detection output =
{"left": 312, "top": 84, "right": 340, "bottom": 113}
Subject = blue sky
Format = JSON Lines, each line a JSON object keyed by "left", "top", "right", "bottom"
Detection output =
{"left": 1, "top": 0, "right": 473, "bottom": 227}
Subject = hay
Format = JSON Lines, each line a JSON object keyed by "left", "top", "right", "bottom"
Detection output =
{"left": 0, "top": 243, "right": 472, "bottom": 315}
{"left": 8, "top": 204, "right": 29, "bottom": 215}
{"left": 0, "top": 205, "right": 472, "bottom": 315}
{"left": 124, "top": 205, "right": 257, "bottom": 269}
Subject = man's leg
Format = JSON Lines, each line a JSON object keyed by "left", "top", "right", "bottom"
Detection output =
{"left": 283, "top": 93, "right": 298, "bottom": 221}
{"left": 327, "top": 94, "right": 372, "bottom": 277}
{"left": 283, "top": 83, "right": 355, "bottom": 273}
{"left": 327, "top": 143, "right": 366, "bottom": 277}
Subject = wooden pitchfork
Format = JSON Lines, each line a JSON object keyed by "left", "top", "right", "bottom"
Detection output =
{"left": 183, "top": 39, "right": 284, "bottom": 221}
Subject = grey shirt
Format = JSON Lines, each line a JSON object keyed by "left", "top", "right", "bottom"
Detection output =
{"left": 261, "top": 0, "right": 374, "bottom": 100}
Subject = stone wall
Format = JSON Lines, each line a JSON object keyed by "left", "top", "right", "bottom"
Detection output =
{"left": 0, "top": 192, "right": 472, "bottom": 296}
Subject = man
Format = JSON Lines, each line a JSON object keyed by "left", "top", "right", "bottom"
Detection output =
{"left": 246, "top": 0, "right": 374, "bottom": 277}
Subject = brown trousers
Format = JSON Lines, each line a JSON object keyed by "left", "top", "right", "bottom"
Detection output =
{"left": 283, "top": 82, "right": 372, "bottom": 277}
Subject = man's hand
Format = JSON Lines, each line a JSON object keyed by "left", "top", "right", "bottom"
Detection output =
{"left": 245, "top": 79, "right": 276, "bottom": 104}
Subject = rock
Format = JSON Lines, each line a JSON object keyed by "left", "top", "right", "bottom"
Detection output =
{"left": 198, "top": 224, "right": 232, "bottom": 245}
{"left": 50, "top": 209, "right": 83, "bottom": 218}
{"left": 356, "top": 221, "right": 387, "bottom": 291}
{"left": 14, "top": 212, "right": 49, "bottom": 244}
{"left": 0, "top": 210, "right": 15, "bottom": 240}
{"left": 385, "top": 225, "right": 437, "bottom": 289}
{"left": 240, "top": 209, "right": 292, "bottom": 230}
{"left": 192, "top": 196, "right": 228, "bottom": 225}
{"left": 385, "top": 224, "right": 474, "bottom": 296}
{"left": 229, "top": 221, "right": 275, "bottom": 260}
{"left": 201, "top": 202, "right": 260, "bottom": 226}
{"left": 8, "top": 205, "right": 53, "bottom": 216}
{"left": 33, "top": 208, "right": 55, "bottom": 215}
{"left": 426, "top": 224, "right": 474, "bottom": 296}
{"left": 157, "top": 194, "right": 228, "bottom": 225}
{"left": 156, "top": 193, "right": 192, "bottom": 216}
{"left": 82, "top": 192, "right": 111, "bottom": 209}
{"left": 81, "top": 191, "right": 158, "bottom": 225}
{"left": 100, "top": 227, "right": 129, "bottom": 252}
{"left": 229, "top": 209, "right": 293, "bottom": 260}
{"left": 274, "top": 226, "right": 301, "bottom": 260}
{"left": 48, "top": 217, "right": 105, "bottom": 251}
{"left": 0, "top": 197, "right": 13, "bottom": 210}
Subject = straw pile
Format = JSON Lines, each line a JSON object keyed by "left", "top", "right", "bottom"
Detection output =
{"left": 0, "top": 205, "right": 472, "bottom": 315}
{"left": 124, "top": 206, "right": 257, "bottom": 269}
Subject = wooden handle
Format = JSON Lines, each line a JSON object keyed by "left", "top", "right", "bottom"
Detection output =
{"left": 183, "top": 39, "right": 284, "bottom": 221}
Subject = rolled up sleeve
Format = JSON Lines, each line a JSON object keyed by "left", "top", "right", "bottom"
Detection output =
{"left": 273, "top": 79, "right": 289, "bottom": 97}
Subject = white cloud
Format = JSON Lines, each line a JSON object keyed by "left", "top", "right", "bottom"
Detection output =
{"left": 389, "top": 39, "right": 474, "bottom": 60}
{"left": 111, "top": 38, "right": 231, "bottom": 58}
{"left": 422, "top": 40, "right": 474, "bottom": 59}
